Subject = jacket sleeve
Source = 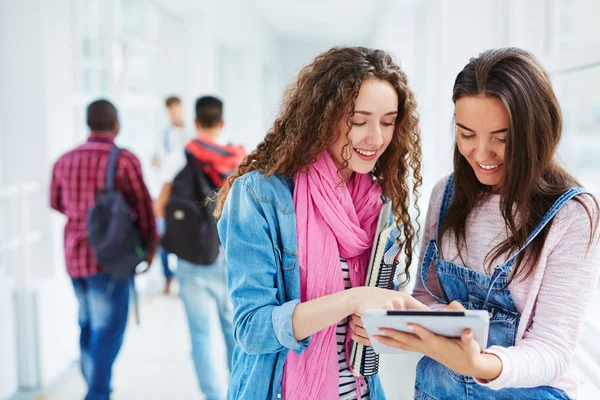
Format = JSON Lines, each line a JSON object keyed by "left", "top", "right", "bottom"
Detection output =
{"left": 217, "top": 177, "right": 311, "bottom": 355}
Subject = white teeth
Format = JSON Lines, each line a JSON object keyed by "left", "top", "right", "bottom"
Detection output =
{"left": 478, "top": 163, "right": 498, "bottom": 170}
{"left": 355, "top": 148, "right": 376, "bottom": 156}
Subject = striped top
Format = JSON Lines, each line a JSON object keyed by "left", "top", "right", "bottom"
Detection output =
{"left": 337, "top": 259, "right": 370, "bottom": 400}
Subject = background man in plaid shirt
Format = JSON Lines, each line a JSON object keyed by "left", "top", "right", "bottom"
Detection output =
{"left": 50, "top": 99, "right": 158, "bottom": 400}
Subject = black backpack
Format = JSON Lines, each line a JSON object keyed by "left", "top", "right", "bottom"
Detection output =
{"left": 87, "top": 146, "right": 146, "bottom": 281}
{"left": 161, "top": 151, "right": 220, "bottom": 265}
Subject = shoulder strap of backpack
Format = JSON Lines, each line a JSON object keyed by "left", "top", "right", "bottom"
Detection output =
{"left": 106, "top": 146, "right": 121, "bottom": 190}
{"left": 184, "top": 150, "right": 216, "bottom": 199}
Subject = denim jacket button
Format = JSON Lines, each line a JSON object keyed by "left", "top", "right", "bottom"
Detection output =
{"left": 277, "top": 394, "right": 282, "bottom": 399}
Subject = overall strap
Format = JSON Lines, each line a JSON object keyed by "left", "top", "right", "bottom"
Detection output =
{"left": 105, "top": 146, "right": 121, "bottom": 190}
{"left": 420, "top": 240, "right": 448, "bottom": 304}
{"left": 503, "top": 188, "right": 587, "bottom": 268}
{"left": 436, "top": 173, "right": 455, "bottom": 240}
{"left": 483, "top": 187, "right": 587, "bottom": 306}
{"left": 419, "top": 174, "right": 456, "bottom": 305}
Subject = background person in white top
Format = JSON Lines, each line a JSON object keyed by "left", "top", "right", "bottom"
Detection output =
{"left": 153, "top": 96, "right": 189, "bottom": 294}
{"left": 155, "top": 96, "right": 245, "bottom": 400}
{"left": 152, "top": 96, "right": 189, "bottom": 168}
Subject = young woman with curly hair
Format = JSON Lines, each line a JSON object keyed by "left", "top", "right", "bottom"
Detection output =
{"left": 215, "top": 46, "right": 426, "bottom": 400}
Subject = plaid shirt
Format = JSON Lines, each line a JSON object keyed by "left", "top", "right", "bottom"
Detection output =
{"left": 50, "top": 132, "right": 158, "bottom": 278}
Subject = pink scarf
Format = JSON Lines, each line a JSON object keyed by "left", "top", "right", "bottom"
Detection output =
{"left": 283, "top": 151, "right": 383, "bottom": 399}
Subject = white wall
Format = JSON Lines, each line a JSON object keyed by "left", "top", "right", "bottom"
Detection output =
{"left": 182, "top": 2, "right": 219, "bottom": 114}
{"left": 0, "top": 0, "right": 83, "bottom": 396}
{"left": 213, "top": 0, "right": 278, "bottom": 150}
{"left": 422, "top": 0, "right": 509, "bottom": 191}
{"left": 38, "top": 0, "right": 81, "bottom": 387}
{"left": 0, "top": 278, "right": 17, "bottom": 400}
{"left": 0, "top": 0, "right": 21, "bottom": 393}
{"left": 0, "top": 0, "right": 280, "bottom": 396}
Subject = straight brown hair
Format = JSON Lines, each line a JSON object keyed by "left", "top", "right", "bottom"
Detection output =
{"left": 440, "top": 47, "right": 599, "bottom": 284}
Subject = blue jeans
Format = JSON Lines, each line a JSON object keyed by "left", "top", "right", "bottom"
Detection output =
{"left": 160, "top": 247, "right": 174, "bottom": 280}
{"left": 157, "top": 218, "right": 174, "bottom": 280}
{"left": 71, "top": 273, "right": 130, "bottom": 400}
{"left": 177, "top": 255, "right": 235, "bottom": 400}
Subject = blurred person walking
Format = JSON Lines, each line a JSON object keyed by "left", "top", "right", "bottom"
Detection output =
{"left": 156, "top": 96, "right": 245, "bottom": 400}
{"left": 153, "top": 96, "right": 190, "bottom": 294}
{"left": 50, "top": 99, "right": 158, "bottom": 400}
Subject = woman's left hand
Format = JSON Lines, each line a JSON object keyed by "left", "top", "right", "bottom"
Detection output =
{"left": 374, "top": 324, "right": 482, "bottom": 377}
{"left": 349, "top": 314, "right": 372, "bottom": 346}
{"left": 373, "top": 301, "right": 486, "bottom": 377}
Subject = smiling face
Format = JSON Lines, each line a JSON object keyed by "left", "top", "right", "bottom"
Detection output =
{"left": 328, "top": 79, "right": 399, "bottom": 178}
{"left": 455, "top": 95, "right": 509, "bottom": 192}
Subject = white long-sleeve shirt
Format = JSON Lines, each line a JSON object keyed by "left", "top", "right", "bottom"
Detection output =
{"left": 156, "top": 125, "right": 189, "bottom": 160}
{"left": 413, "top": 175, "right": 600, "bottom": 398}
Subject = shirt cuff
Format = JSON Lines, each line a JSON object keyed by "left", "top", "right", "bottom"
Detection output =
{"left": 474, "top": 347, "right": 512, "bottom": 389}
{"left": 271, "top": 299, "right": 311, "bottom": 354}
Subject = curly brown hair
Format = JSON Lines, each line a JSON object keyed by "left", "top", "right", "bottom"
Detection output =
{"left": 215, "top": 46, "right": 423, "bottom": 281}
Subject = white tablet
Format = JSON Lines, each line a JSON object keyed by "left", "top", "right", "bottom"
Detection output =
{"left": 361, "top": 309, "right": 490, "bottom": 355}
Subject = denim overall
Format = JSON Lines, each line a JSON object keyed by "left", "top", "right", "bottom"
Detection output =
{"left": 414, "top": 175, "right": 583, "bottom": 400}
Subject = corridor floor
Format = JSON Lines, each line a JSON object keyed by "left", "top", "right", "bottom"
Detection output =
{"left": 29, "top": 293, "right": 228, "bottom": 400}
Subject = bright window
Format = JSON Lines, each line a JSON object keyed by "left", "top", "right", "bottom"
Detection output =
{"left": 547, "top": 1, "right": 600, "bottom": 397}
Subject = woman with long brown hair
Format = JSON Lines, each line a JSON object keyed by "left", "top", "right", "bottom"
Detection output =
{"left": 215, "top": 46, "right": 426, "bottom": 400}
{"left": 353, "top": 47, "right": 600, "bottom": 399}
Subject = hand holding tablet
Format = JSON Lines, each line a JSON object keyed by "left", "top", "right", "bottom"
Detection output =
{"left": 361, "top": 309, "right": 490, "bottom": 355}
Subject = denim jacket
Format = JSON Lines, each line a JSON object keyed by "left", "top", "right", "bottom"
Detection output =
{"left": 217, "top": 171, "right": 389, "bottom": 400}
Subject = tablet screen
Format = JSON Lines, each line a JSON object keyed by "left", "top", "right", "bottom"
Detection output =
{"left": 386, "top": 311, "right": 465, "bottom": 317}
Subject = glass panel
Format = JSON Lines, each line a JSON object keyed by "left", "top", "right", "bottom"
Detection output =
{"left": 76, "top": 0, "right": 109, "bottom": 93}
{"left": 555, "top": 66, "right": 600, "bottom": 381}
{"left": 558, "top": 0, "right": 600, "bottom": 51}
{"left": 81, "top": 38, "right": 92, "bottom": 58}
{"left": 554, "top": 64, "right": 600, "bottom": 196}
{"left": 0, "top": 118, "right": 5, "bottom": 185}
{"left": 123, "top": 51, "right": 155, "bottom": 93}
{"left": 83, "top": 69, "right": 93, "bottom": 92}
{"left": 120, "top": 0, "right": 145, "bottom": 39}
{"left": 78, "top": 0, "right": 105, "bottom": 59}
{"left": 82, "top": 68, "right": 108, "bottom": 93}
{"left": 116, "top": 107, "right": 162, "bottom": 194}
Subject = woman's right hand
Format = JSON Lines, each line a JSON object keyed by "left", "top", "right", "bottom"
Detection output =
{"left": 350, "top": 286, "right": 429, "bottom": 316}
{"left": 348, "top": 288, "right": 429, "bottom": 346}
